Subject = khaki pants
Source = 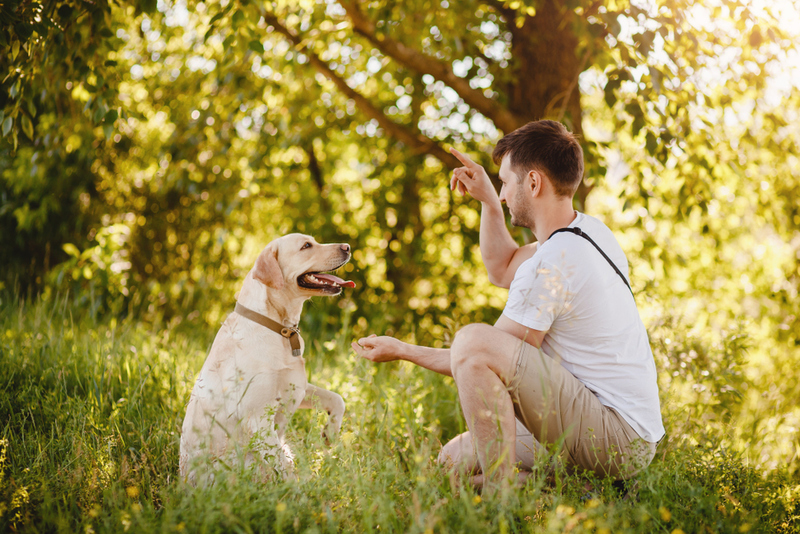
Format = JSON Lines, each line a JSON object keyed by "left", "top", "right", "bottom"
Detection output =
{"left": 508, "top": 341, "right": 656, "bottom": 479}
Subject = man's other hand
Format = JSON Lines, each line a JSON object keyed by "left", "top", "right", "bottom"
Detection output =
{"left": 450, "top": 148, "right": 498, "bottom": 204}
{"left": 352, "top": 334, "right": 405, "bottom": 363}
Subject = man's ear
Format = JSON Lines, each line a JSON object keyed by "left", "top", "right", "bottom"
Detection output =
{"left": 253, "top": 245, "right": 284, "bottom": 290}
{"left": 530, "top": 170, "right": 543, "bottom": 197}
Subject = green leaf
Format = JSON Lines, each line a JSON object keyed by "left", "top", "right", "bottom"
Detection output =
{"left": 631, "top": 115, "right": 646, "bottom": 136}
{"left": 63, "top": 243, "right": 81, "bottom": 257}
{"left": 209, "top": 4, "right": 233, "bottom": 26}
{"left": 248, "top": 40, "right": 264, "bottom": 54}
{"left": 604, "top": 78, "right": 621, "bottom": 108}
{"left": 635, "top": 31, "right": 655, "bottom": 54}
{"left": 104, "top": 60, "right": 117, "bottom": 67}
{"left": 232, "top": 10, "right": 245, "bottom": 28}
{"left": 15, "top": 23, "right": 33, "bottom": 42}
{"left": 1, "top": 117, "right": 12, "bottom": 137}
{"left": 21, "top": 114, "right": 33, "bottom": 140}
{"left": 625, "top": 102, "right": 643, "bottom": 119}
{"left": 646, "top": 132, "right": 658, "bottom": 156}
{"left": 58, "top": 5, "right": 73, "bottom": 18}
{"left": 141, "top": 0, "right": 157, "bottom": 14}
{"left": 104, "top": 109, "right": 119, "bottom": 123}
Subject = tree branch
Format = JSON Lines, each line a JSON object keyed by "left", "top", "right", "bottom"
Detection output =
{"left": 339, "top": 0, "right": 523, "bottom": 134}
{"left": 262, "top": 11, "right": 460, "bottom": 169}
{"left": 305, "top": 142, "right": 324, "bottom": 192}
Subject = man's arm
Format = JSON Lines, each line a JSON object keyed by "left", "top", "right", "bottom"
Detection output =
{"left": 494, "top": 314, "right": 546, "bottom": 348}
{"left": 351, "top": 335, "right": 453, "bottom": 377}
{"left": 481, "top": 199, "right": 539, "bottom": 288}
{"left": 450, "top": 148, "right": 538, "bottom": 288}
{"left": 352, "top": 315, "right": 546, "bottom": 376}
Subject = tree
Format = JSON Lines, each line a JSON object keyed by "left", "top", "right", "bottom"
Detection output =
{"left": 0, "top": 0, "right": 139, "bottom": 291}
{"left": 1, "top": 0, "right": 798, "bottom": 347}
{"left": 216, "top": 0, "right": 799, "bottom": 339}
{"left": 251, "top": 0, "right": 792, "bottom": 206}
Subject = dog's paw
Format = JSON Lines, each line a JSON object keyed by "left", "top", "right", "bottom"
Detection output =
{"left": 322, "top": 426, "right": 338, "bottom": 445}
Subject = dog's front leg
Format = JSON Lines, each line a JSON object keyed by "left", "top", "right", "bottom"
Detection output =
{"left": 299, "top": 384, "right": 345, "bottom": 443}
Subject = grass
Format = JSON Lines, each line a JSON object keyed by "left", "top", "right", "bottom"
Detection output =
{"left": 0, "top": 293, "right": 798, "bottom": 533}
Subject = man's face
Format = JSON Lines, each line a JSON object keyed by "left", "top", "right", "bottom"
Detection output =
{"left": 498, "top": 154, "right": 535, "bottom": 229}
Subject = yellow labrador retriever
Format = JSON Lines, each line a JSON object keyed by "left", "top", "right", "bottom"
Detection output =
{"left": 179, "top": 234, "right": 354, "bottom": 484}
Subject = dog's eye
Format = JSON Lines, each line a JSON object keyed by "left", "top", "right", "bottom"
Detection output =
{"left": 301, "top": 242, "right": 312, "bottom": 250}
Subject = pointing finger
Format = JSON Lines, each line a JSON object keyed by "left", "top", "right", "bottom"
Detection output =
{"left": 450, "top": 147, "right": 477, "bottom": 168}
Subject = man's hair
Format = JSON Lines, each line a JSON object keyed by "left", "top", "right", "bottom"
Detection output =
{"left": 491, "top": 120, "right": 584, "bottom": 198}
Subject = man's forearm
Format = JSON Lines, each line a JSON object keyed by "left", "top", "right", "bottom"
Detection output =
{"left": 480, "top": 200, "right": 519, "bottom": 283}
{"left": 402, "top": 344, "right": 453, "bottom": 377}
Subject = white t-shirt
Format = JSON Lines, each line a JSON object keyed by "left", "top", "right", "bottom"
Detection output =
{"left": 503, "top": 212, "right": 665, "bottom": 443}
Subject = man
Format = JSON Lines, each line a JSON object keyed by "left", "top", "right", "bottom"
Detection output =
{"left": 352, "top": 120, "right": 664, "bottom": 487}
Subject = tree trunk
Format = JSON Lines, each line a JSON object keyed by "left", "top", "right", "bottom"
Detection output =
{"left": 506, "top": 0, "right": 591, "bottom": 209}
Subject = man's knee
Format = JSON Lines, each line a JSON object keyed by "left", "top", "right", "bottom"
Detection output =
{"left": 450, "top": 323, "right": 493, "bottom": 376}
{"left": 437, "top": 433, "right": 477, "bottom": 472}
{"left": 437, "top": 440, "right": 458, "bottom": 467}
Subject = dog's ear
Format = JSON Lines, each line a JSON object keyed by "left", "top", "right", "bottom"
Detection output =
{"left": 253, "top": 246, "right": 284, "bottom": 290}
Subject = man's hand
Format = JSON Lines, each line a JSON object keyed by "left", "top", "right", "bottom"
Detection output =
{"left": 351, "top": 334, "right": 406, "bottom": 363}
{"left": 450, "top": 148, "right": 499, "bottom": 205}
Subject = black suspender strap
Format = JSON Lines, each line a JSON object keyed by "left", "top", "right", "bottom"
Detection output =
{"left": 548, "top": 227, "right": 633, "bottom": 295}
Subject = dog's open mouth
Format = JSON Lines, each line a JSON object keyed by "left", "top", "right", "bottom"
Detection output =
{"left": 297, "top": 271, "right": 356, "bottom": 294}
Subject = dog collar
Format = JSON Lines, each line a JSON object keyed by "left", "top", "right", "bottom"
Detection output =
{"left": 234, "top": 302, "right": 303, "bottom": 357}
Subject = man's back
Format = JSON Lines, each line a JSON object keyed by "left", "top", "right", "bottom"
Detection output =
{"left": 503, "top": 212, "right": 665, "bottom": 442}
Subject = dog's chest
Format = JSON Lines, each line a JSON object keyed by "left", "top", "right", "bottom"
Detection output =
{"left": 225, "top": 318, "right": 308, "bottom": 413}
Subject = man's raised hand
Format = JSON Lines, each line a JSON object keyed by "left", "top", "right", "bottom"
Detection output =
{"left": 450, "top": 148, "right": 498, "bottom": 205}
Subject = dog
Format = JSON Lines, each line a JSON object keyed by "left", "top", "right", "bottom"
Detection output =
{"left": 179, "top": 233, "right": 355, "bottom": 484}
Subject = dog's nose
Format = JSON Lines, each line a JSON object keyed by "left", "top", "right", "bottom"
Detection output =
{"left": 341, "top": 244, "right": 351, "bottom": 253}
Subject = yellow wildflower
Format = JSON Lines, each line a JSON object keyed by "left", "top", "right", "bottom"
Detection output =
{"left": 659, "top": 506, "right": 672, "bottom": 522}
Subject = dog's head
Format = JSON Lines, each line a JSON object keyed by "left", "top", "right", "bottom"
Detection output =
{"left": 252, "top": 233, "right": 355, "bottom": 297}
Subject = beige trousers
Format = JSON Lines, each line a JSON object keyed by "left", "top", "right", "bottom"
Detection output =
{"left": 508, "top": 341, "right": 656, "bottom": 479}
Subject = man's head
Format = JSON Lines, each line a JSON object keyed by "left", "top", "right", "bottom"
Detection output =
{"left": 492, "top": 120, "right": 584, "bottom": 228}
{"left": 493, "top": 120, "right": 584, "bottom": 196}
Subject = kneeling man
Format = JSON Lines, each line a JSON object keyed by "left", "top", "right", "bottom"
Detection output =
{"left": 353, "top": 120, "right": 664, "bottom": 486}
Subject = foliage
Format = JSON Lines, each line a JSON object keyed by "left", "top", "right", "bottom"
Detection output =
{"left": 1, "top": 0, "right": 799, "bottom": 530}
{"left": 0, "top": 0, "right": 132, "bottom": 290}
{"left": 1, "top": 295, "right": 799, "bottom": 533}
{"left": 2, "top": 0, "right": 797, "bottom": 333}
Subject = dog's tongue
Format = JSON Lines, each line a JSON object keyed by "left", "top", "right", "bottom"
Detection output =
{"left": 316, "top": 273, "right": 356, "bottom": 288}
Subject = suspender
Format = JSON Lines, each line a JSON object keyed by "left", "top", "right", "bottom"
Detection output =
{"left": 548, "top": 227, "right": 633, "bottom": 295}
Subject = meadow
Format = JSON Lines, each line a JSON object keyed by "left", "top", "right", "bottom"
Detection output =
{"left": 1, "top": 292, "right": 797, "bottom": 533}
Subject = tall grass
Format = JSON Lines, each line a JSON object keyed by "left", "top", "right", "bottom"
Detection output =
{"left": 0, "top": 293, "right": 797, "bottom": 533}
